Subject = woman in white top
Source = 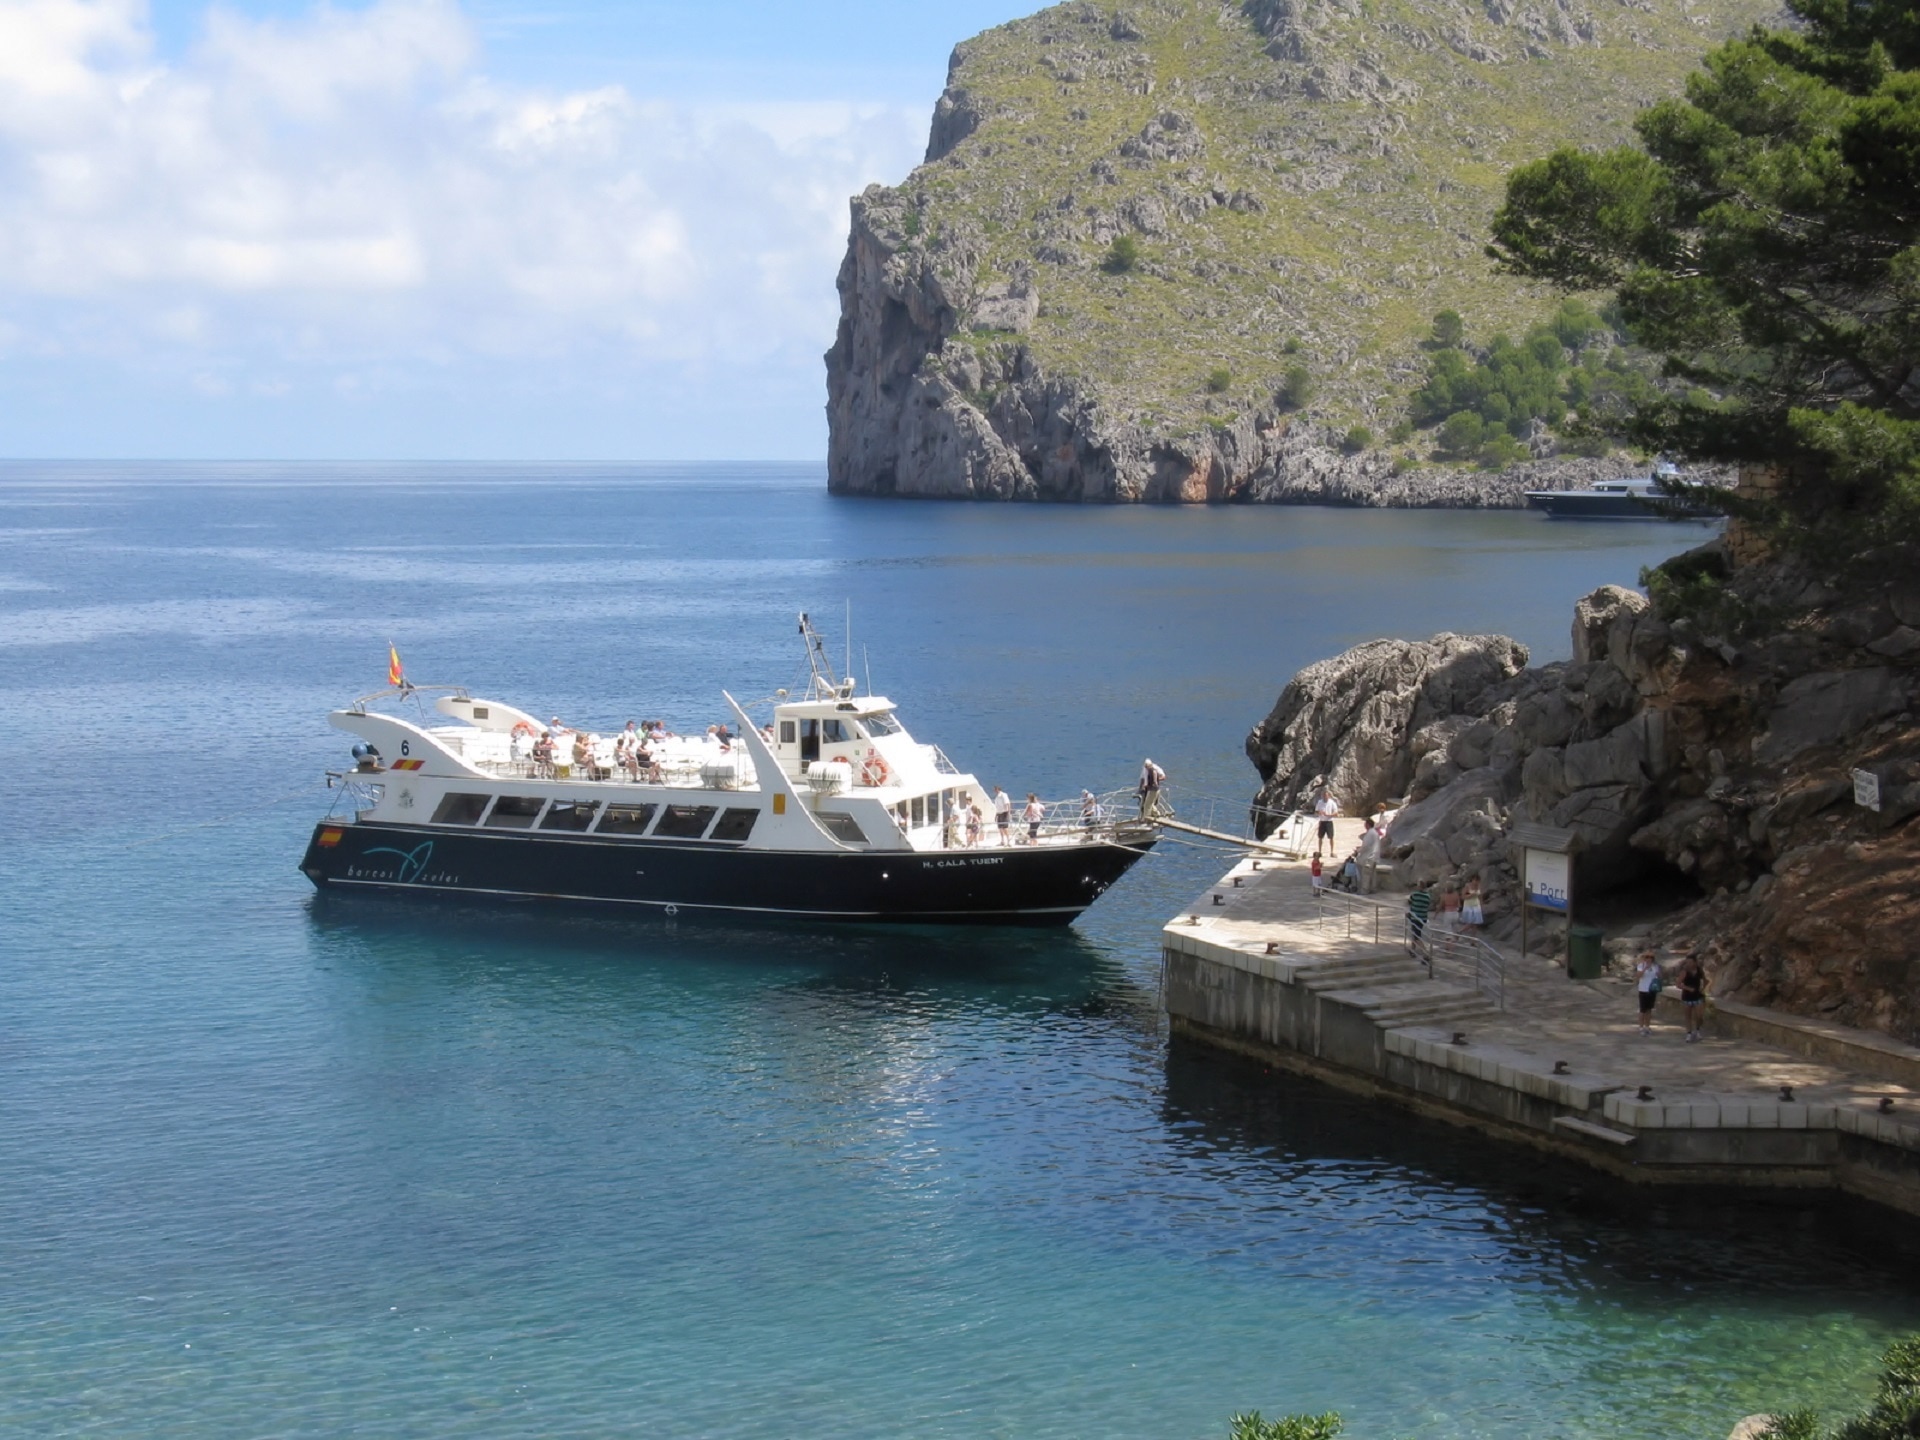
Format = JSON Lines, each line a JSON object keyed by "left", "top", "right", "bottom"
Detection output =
{"left": 1633, "top": 951, "right": 1663, "bottom": 1035}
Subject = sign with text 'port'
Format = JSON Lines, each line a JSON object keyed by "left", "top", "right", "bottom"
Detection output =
{"left": 1524, "top": 848, "right": 1570, "bottom": 914}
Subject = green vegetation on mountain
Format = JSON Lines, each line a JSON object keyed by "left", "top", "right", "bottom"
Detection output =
{"left": 869, "top": 0, "right": 1777, "bottom": 447}
{"left": 1491, "top": 0, "right": 1920, "bottom": 557}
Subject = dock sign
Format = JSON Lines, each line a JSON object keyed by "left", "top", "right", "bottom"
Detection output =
{"left": 1854, "top": 768, "right": 1882, "bottom": 812}
{"left": 1524, "top": 848, "right": 1570, "bottom": 913}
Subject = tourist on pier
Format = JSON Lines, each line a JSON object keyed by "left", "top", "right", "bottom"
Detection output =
{"left": 1433, "top": 885, "right": 1462, "bottom": 933}
{"left": 1309, "top": 853, "right": 1325, "bottom": 898}
{"left": 1313, "top": 788, "right": 1339, "bottom": 855}
{"left": 1634, "top": 951, "right": 1664, "bottom": 1036}
{"left": 1024, "top": 793, "right": 1045, "bottom": 844}
{"left": 1677, "top": 949, "right": 1707, "bottom": 1041}
{"left": 1461, "top": 875, "right": 1485, "bottom": 929}
{"left": 1405, "top": 888, "right": 1432, "bottom": 947}
{"left": 1357, "top": 820, "right": 1382, "bottom": 893}
{"left": 993, "top": 786, "right": 1012, "bottom": 845}
{"left": 1137, "top": 758, "right": 1166, "bottom": 819}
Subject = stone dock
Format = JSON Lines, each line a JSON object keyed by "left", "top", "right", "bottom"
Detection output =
{"left": 1161, "top": 825, "right": 1920, "bottom": 1217}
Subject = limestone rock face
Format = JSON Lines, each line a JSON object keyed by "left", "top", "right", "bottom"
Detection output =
{"left": 1241, "top": 548, "right": 1920, "bottom": 1038}
{"left": 1246, "top": 633, "right": 1528, "bottom": 820}
{"left": 824, "top": 0, "right": 1776, "bottom": 505}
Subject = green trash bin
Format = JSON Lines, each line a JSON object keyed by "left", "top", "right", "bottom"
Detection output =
{"left": 1567, "top": 923, "right": 1605, "bottom": 979}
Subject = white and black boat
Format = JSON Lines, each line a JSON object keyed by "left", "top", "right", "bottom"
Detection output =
{"left": 1526, "top": 462, "right": 1718, "bottom": 520}
{"left": 299, "top": 618, "right": 1158, "bottom": 926}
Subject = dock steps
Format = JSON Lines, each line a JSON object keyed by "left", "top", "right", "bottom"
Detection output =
{"left": 1552, "top": 1115, "right": 1637, "bottom": 1146}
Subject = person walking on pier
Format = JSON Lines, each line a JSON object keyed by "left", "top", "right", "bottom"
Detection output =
{"left": 1309, "top": 852, "right": 1325, "bottom": 898}
{"left": 1313, "top": 787, "right": 1339, "bottom": 855}
{"left": 1677, "top": 949, "right": 1707, "bottom": 1041}
{"left": 1634, "top": 950, "right": 1664, "bottom": 1036}
{"left": 1357, "top": 819, "right": 1382, "bottom": 893}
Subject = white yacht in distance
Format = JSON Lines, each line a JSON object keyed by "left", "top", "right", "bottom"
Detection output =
{"left": 300, "top": 616, "right": 1158, "bottom": 925}
{"left": 1526, "top": 460, "right": 1719, "bottom": 519}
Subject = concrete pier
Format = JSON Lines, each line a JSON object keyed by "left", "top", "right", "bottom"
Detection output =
{"left": 1161, "top": 834, "right": 1920, "bottom": 1217}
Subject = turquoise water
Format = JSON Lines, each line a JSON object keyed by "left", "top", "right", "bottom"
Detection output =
{"left": 1, "top": 462, "right": 1913, "bottom": 1438}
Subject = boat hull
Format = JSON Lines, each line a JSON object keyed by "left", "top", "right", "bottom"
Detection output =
{"left": 299, "top": 820, "right": 1156, "bottom": 927}
{"left": 1525, "top": 491, "right": 1714, "bottom": 520}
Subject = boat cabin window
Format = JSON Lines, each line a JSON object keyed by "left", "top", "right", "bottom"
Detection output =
{"left": 431, "top": 793, "right": 489, "bottom": 825}
{"left": 862, "top": 711, "right": 902, "bottom": 737}
{"left": 910, "top": 795, "right": 926, "bottom": 827}
{"left": 779, "top": 720, "right": 796, "bottom": 745}
{"left": 540, "top": 800, "right": 601, "bottom": 832}
{"left": 798, "top": 717, "right": 851, "bottom": 764}
{"left": 471, "top": 706, "right": 490, "bottom": 720}
{"left": 484, "top": 796, "right": 545, "bottom": 829}
{"left": 710, "top": 807, "right": 759, "bottom": 842}
{"left": 655, "top": 804, "right": 717, "bottom": 839}
{"left": 817, "top": 812, "right": 868, "bottom": 846}
{"left": 597, "top": 804, "right": 656, "bottom": 835}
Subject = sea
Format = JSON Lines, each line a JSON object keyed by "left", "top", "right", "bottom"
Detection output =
{"left": 2, "top": 461, "right": 1914, "bottom": 1439}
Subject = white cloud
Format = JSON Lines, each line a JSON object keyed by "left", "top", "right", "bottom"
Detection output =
{"left": 0, "top": 0, "right": 925, "bottom": 444}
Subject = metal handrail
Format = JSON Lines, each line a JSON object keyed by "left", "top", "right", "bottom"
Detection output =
{"left": 1407, "top": 917, "right": 1507, "bottom": 1011}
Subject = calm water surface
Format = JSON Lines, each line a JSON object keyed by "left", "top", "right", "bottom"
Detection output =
{"left": 1, "top": 462, "right": 1913, "bottom": 1438}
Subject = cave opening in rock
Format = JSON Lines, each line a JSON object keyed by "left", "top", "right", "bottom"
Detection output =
{"left": 1572, "top": 853, "right": 1704, "bottom": 930}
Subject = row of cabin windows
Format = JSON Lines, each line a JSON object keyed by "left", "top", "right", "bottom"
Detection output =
{"left": 428, "top": 792, "right": 761, "bottom": 842}
{"left": 889, "top": 790, "right": 964, "bottom": 830}
{"left": 776, "top": 712, "right": 901, "bottom": 763}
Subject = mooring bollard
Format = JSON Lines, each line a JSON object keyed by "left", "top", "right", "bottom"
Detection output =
{"left": 1638, "top": 1085, "right": 1656, "bottom": 1101}
{"left": 1264, "top": 941, "right": 1278, "bottom": 955}
{"left": 1780, "top": 1084, "right": 1795, "bottom": 1102}
{"left": 1553, "top": 1061, "right": 1570, "bottom": 1075}
{"left": 1451, "top": 1032, "right": 1468, "bottom": 1046}
{"left": 1882, "top": 1097, "right": 1897, "bottom": 1113}
{"left": 1213, "top": 894, "right": 1225, "bottom": 906}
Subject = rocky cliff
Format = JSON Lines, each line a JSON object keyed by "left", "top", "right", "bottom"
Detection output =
{"left": 1246, "top": 548, "right": 1920, "bottom": 1040}
{"left": 825, "top": 0, "right": 1776, "bottom": 502}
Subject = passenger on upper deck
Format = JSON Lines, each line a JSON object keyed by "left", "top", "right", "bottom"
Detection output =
{"left": 532, "top": 731, "right": 556, "bottom": 779}
{"left": 571, "top": 732, "right": 594, "bottom": 777}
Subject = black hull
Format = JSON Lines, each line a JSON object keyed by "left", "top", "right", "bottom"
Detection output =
{"left": 299, "top": 820, "right": 1155, "bottom": 927}
{"left": 1526, "top": 493, "right": 1718, "bottom": 520}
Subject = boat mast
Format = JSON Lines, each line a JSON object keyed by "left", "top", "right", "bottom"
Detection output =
{"left": 798, "top": 612, "right": 841, "bottom": 699}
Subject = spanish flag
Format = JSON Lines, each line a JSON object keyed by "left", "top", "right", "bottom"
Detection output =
{"left": 388, "top": 643, "right": 404, "bottom": 688}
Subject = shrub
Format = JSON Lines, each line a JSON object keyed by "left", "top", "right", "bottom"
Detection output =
{"left": 1282, "top": 335, "right": 1301, "bottom": 355}
{"left": 1430, "top": 308, "right": 1464, "bottom": 347}
{"left": 1206, "top": 366, "right": 1233, "bottom": 394}
{"left": 1228, "top": 1412, "right": 1342, "bottom": 1440}
{"left": 1436, "top": 409, "right": 1484, "bottom": 458}
{"left": 1341, "top": 425, "right": 1372, "bottom": 453}
{"left": 1279, "top": 364, "right": 1315, "bottom": 409}
{"left": 1476, "top": 431, "right": 1530, "bottom": 469}
{"left": 1102, "top": 235, "right": 1141, "bottom": 274}
{"left": 1387, "top": 419, "right": 1414, "bottom": 444}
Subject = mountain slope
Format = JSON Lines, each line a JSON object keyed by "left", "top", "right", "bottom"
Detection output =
{"left": 825, "top": 0, "right": 1779, "bottom": 502}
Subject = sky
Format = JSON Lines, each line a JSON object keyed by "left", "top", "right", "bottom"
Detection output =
{"left": 0, "top": 0, "right": 1037, "bottom": 460}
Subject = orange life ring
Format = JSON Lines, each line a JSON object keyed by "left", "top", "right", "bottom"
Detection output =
{"left": 860, "top": 753, "right": 890, "bottom": 787}
{"left": 512, "top": 721, "right": 537, "bottom": 737}
{"left": 830, "top": 753, "right": 850, "bottom": 766}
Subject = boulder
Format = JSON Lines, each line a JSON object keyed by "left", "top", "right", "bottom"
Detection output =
{"left": 1754, "top": 668, "right": 1905, "bottom": 763}
{"left": 1246, "top": 633, "right": 1529, "bottom": 826}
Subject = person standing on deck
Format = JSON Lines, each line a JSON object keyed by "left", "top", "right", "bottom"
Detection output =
{"left": 993, "top": 786, "right": 1012, "bottom": 845}
{"left": 1137, "top": 758, "right": 1166, "bottom": 819}
{"left": 1024, "top": 793, "right": 1045, "bottom": 844}
{"left": 1081, "top": 788, "right": 1100, "bottom": 833}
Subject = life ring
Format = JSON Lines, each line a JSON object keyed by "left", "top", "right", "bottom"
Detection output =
{"left": 830, "top": 754, "right": 850, "bottom": 766}
{"left": 512, "top": 721, "right": 538, "bottom": 737}
{"left": 861, "top": 753, "right": 890, "bottom": 788}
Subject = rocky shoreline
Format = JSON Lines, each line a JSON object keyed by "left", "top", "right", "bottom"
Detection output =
{"left": 825, "top": 188, "right": 1664, "bottom": 507}
{"left": 1245, "top": 541, "right": 1920, "bottom": 1041}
